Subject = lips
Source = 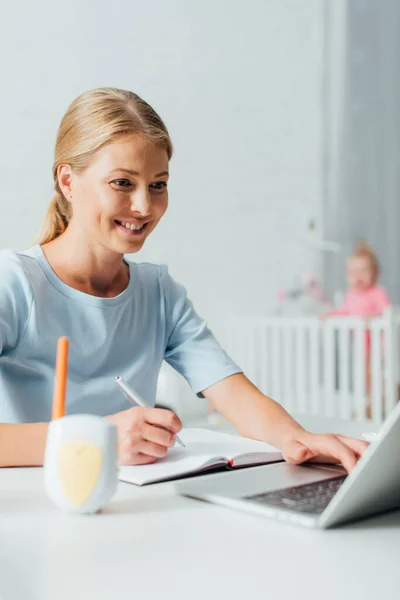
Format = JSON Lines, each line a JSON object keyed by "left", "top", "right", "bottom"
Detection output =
{"left": 114, "top": 220, "right": 149, "bottom": 237}
{"left": 115, "top": 219, "right": 147, "bottom": 231}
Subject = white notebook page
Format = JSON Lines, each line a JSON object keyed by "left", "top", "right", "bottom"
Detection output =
{"left": 118, "top": 428, "right": 280, "bottom": 486}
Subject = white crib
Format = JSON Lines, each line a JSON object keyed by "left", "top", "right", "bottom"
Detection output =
{"left": 157, "top": 308, "right": 400, "bottom": 431}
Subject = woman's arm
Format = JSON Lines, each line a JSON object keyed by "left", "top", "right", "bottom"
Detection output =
{"left": 0, "top": 253, "right": 42, "bottom": 467}
{"left": 0, "top": 406, "right": 183, "bottom": 468}
{"left": 0, "top": 422, "right": 48, "bottom": 468}
{"left": 203, "top": 373, "right": 367, "bottom": 472}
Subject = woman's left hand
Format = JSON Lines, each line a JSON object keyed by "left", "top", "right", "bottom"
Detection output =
{"left": 280, "top": 430, "right": 369, "bottom": 473}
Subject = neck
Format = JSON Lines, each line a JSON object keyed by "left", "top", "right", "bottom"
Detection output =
{"left": 41, "top": 227, "right": 128, "bottom": 297}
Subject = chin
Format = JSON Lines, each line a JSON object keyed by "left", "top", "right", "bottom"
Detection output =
{"left": 116, "top": 240, "right": 145, "bottom": 256}
{"left": 108, "top": 220, "right": 159, "bottom": 255}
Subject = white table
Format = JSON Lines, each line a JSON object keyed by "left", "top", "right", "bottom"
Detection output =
{"left": 1, "top": 463, "right": 400, "bottom": 600}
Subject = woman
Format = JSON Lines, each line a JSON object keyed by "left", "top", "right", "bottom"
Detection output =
{"left": 0, "top": 87, "right": 366, "bottom": 469}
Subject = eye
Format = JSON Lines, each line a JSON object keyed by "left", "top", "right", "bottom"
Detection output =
{"left": 150, "top": 181, "right": 168, "bottom": 192}
{"left": 111, "top": 179, "right": 132, "bottom": 188}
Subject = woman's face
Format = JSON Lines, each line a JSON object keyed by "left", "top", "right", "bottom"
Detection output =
{"left": 59, "top": 134, "right": 169, "bottom": 255}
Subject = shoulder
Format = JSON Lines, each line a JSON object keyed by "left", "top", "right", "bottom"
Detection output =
{"left": 0, "top": 249, "right": 34, "bottom": 322}
{"left": 128, "top": 260, "right": 166, "bottom": 280}
{"left": 371, "top": 285, "right": 388, "bottom": 296}
{"left": 127, "top": 261, "right": 189, "bottom": 322}
{"left": 372, "top": 285, "right": 390, "bottom": 300}
{"left": 127, "top": 261, "right": 180, "bottom": 293}
{"left": 0, "top": 248, "right": 26, "bottom": 270}
{"left": 0, "top": 248, "right": 33, "bottom": 292}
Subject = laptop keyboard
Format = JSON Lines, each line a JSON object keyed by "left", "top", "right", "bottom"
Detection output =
{"left": 245, "top": 475, "right": 347, "bottom": 515}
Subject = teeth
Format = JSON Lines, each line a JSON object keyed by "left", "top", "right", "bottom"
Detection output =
{"left": 120, "top": 221, "right": 144, "bottom": 231}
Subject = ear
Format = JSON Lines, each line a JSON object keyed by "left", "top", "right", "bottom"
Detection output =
{"left": 57, "top": 164, "right": 73, "bottom": 202}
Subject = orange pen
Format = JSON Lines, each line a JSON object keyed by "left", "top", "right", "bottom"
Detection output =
{"left": 52, "top": 337, "right": 69, "bottom": 420}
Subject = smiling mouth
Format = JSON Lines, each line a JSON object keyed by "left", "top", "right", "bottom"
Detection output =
{"left": 114, "top": 220, "right": 150, "bottom": 237}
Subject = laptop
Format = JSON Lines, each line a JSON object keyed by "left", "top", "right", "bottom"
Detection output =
{"left": 176, "top": 401, "right": 400, "bottom": 528}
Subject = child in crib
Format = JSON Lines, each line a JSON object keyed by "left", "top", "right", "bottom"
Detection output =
{"left": 325, "top": 241, "right": 391, "bottom": 417}
{"left": 328, "top": 241, "right": 390, "bottom": 319}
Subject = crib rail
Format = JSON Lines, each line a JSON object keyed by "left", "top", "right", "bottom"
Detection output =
{"left": 212, "top": 309, "right": 400, "bottom": 425}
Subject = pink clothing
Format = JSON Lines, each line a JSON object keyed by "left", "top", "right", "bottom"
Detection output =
{"left": 331, "top": 286, "right": 390, "bottom": 318}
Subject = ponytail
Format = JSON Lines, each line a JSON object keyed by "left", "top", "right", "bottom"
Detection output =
{"left": 38, "top": 191, "right": 72, "bottom": 244}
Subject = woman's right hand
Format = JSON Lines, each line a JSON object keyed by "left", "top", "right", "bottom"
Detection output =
{"left": 106, "top": 406, "right": 182, "bottom": 465}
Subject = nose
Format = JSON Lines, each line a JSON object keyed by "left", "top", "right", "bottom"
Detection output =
{"left": 131, "top": 186, "right": 152, "bottom": 216}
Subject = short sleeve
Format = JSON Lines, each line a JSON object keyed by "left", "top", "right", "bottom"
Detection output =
{"left": 159, "top": 266, "right": 242, "bottom": 394}
{"left": 0, "top": 251, "right": 33, "bottom": 357}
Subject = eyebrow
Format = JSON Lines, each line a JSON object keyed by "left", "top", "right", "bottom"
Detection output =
{"left": 109, "top": 168, "right": 169, "bottom": 178}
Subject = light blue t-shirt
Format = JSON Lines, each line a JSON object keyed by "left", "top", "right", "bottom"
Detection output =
{"left": 0, "top": 246, "right": 241, "bottom": 423}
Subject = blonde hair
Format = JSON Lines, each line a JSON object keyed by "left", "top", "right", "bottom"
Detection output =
{"left": 351, "top": 240, "right": 380, "bottom": 282}
{"left": 39, "top": 88, "right": 173, "bottom": 244}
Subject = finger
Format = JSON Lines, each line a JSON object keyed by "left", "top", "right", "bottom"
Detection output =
{"left": 137, "top": 439, "right": 169, "bottom": 459}
{"left": 124, "top": 406, "right": 146, "bottom": 429}
{"left": 142, "top": 408, "right": 182, "bottom": 433}
{"left": 135, "top": 453, "right": 158, "bottom": 465}
{"left": 314, "top": 434, "right": 368, "bottom": 466}
{"left": 120, "top": 452, "right": 157, "bottom": 466}
{"left": 336, "top": 435, "right": 369, "bottom": 457}
{"left": 119, "top": 429, "right": 141, "bottom": 453}
{"left": 283, "top": 435, "right": 359, "bottom": 473}
{"left": 142, "top": 422, "right": 176, "bottom": 448}
{"left": 308, "top": 435, "right": 358, "bottom": 473}
{"left": 282, "top": 440, "right": 317, "bottom": 465}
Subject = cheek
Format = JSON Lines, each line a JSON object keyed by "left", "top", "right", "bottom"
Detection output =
{"left": 154, "top": 195, "right": 168, "bottom": 218}
{"left": 79, "top": 184, "right": 121, "bottom": 222}
{"left": 72, "top": 182, "right": 104, "bottom": 219}
{"left": 96, "top": 186, "right": 121, "bottom": 214}
{"left": 349, "top": 276, "right": 359, "bottom": 287}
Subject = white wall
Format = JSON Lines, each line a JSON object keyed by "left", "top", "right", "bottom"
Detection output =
{"left": 0, "top": 0, "right": 324, "bottom": 321}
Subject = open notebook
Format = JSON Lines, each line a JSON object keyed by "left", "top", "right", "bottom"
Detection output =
{"left": 118, "top": 428, "right": 283, "bottom": 486}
